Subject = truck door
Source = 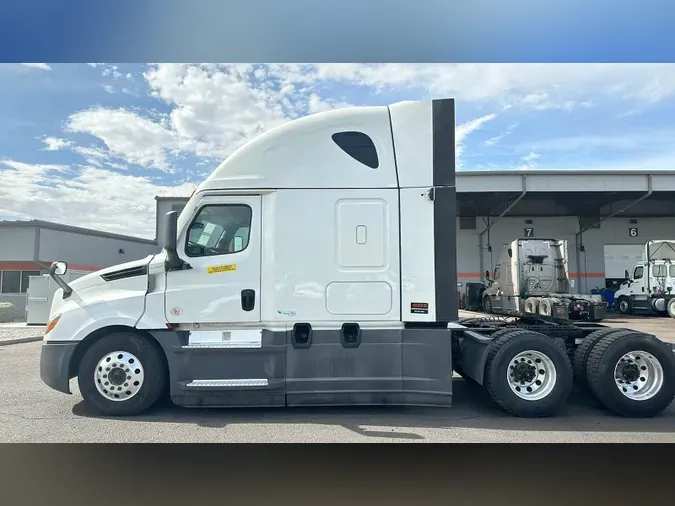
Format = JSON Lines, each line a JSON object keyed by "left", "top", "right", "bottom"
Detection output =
{"left": 490, "top": 265, "right": 504, "bottom": 311}
{"left": 164, "top": 195, "right": 262, "bottom": 324}
{"left": 627, "top": 264, "right": 650, "bottom": 309}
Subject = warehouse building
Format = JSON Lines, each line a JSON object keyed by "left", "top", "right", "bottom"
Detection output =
{"left": 0, "top": 220, "right": 158, "bottom": 322}
{"left": 457, "top": 169, "right": 675, "bottom": 295}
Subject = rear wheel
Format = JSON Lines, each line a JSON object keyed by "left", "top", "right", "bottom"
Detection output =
{"left": 572, "top": 327, "right": 626, "bottom": 386}
{"left": 483, "top": 330, "right": 573, "bottom": 417}
{"left": 617, "top": 296, "right": 633, "bottom": 315}
{"left": 454, "top": 327, "right": 521, "bottom": 381}
{"left": 586, "top": 331, "right": 675, "bottom": 417}
{"left": 78, "top": 332, "right": 168, "bottom": 417}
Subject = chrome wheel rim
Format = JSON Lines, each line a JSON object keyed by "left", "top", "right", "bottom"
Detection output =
{"left": 94, "top": 351, "right": 145, "bottom": 402}
{"left": 507, "top": 350, "right": 557, "bottom": 401}
{"left": 619, "top": 300, "right": 629, "bottom": 312}
{"left": 614, "top": 350, "right": 663, "bottom": 401}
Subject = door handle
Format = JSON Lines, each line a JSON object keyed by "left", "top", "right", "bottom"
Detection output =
{"left": 241, "top": 289, "right": 255, "bottom": 311}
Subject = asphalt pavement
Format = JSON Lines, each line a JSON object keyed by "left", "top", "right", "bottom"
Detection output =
{"left": 1, "top": 341, "right": 674, "bottom": 443}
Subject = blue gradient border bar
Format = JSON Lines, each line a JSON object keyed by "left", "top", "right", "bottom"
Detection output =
{"left": 2, "top": 0, "right": 675, "bottom": 62}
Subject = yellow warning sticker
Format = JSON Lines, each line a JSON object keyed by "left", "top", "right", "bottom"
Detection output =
{"left": 207, "top": 264, "right": 236, "bottom": 274}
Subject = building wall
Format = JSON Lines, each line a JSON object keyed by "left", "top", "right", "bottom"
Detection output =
{"left": 455, "top": 216, "right": 675, "bottom": 295}
{"left": 0, "top": 226, "right": 37, "bottom": 261}
{"left": 38, "top": 228, "right": 157, "bottom": 268}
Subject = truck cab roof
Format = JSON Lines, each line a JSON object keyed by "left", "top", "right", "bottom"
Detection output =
{"left": 196, "top": 99, "right": 453, "bottom": 193}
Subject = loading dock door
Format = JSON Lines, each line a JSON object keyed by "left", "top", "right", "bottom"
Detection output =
{"left": 604, "top": 244, "right": 643, "bottom": 280}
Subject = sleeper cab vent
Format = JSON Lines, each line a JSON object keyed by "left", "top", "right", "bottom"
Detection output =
{"left": 459, "top": 216, "right": 476, "bottom": 230}
{"left": 331, "top": 131, "right": 379, "bottom": 169}
{"left": 101, "top": 265, "right": 148, "bottom": 282}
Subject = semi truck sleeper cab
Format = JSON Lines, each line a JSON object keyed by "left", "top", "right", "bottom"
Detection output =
{"left": 39, "top": 98, "right": 675, "bottom": 419}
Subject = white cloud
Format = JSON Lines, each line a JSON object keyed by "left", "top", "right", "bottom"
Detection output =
{"left": 517, "top": 151, "right": 541, "bottom": 170}
{"left": 21, "top": 63, "right": 52, "bottom": 71}
{"left": 41, "top": 137, "right": 72, "bottom": 151}
{"left": 301, "top": 64, "right": 675, "bottom": 110}
{"left": 102, "top": 84, "right": 115, "bottom": 94}
{"left": 519, "top": 130, "right": 675, "bottom": 153}
{"left": 455, "top": 113, "right": 498, "bottom": 166}
{"left": 484, "top": 123, "right": 519, "bottom": 147}
{"left": 0, "top": 160, "right": 195, "bottom": 238}
{"left": 65, "top": 107, "right": 178, "bottom": 171}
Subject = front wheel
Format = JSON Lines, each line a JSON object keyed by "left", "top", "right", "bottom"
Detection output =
{"left": 483, "top": 330, "right": 574, "bottom": 417}
{"left": 617, "top": 296, "right": 632, "bottom": 315}
{"left": 585, "top": 331, "right": 675, "bottom": 417}
{"left": 483, "top": 296, "right": 493, "bottom": 314}
{"left": 78, "top": 332, "right": 168, "bottom": 417}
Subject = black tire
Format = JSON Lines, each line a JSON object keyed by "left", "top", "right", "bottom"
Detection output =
{"left": 586, "top": 331, "right": 675, "bottom": 418}
{"left": 454, "top": 327, "right": 522, "bottom": 380}
{"left": 572, "top": 327, "right": 625, "bottom": 386}
{"left": 78, "top": 332, "right": 168, "bottom": 417}
{"left": 483, "top": 296, "right": 493, "bottom": 314}
{"left": 617, "top": 296, "right": 633, "bottom": 315}
{"left": 483, "top": 330, "right": 574, "bottom": 417}
{"left": 668, "top": 298, "right": 675, "bottom": 319}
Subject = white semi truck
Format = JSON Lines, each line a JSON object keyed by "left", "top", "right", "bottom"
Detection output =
{"left": 482, "top": 238, "right": 607, "bottom": 322}
{"left": 614, "top": 240, "right": 675, "bottom": 318}
{"left": 40, "top": 98, "right": 675, "bottom": 419}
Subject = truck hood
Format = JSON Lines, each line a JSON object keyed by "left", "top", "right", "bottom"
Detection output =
{"left": 69, "top": 255, "right": 156, "bottom": 291}
{"left": 48, "top": 255, "right": 157, "bottom": 321}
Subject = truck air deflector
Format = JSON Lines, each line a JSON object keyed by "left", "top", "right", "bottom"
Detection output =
{"left": 432, "top": 98, "right": 458, "bottom": 323}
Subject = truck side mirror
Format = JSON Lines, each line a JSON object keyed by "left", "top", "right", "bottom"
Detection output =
{"left": 50, "top": 261, "right": 68, "bottom": 276}
{"left": 164, "top": 211, "right": 183, "bottom": 270}
{"left": 485, "top": 269, "right": 491, "bottom": 280}
{"left": 624, "top": 269, "right": 630, "bottom": 280}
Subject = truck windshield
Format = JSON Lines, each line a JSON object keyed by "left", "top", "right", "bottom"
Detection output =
{"left": 634, "top": 266, "right": 644, "bottom": 280}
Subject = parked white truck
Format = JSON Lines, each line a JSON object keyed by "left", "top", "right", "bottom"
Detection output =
{"left": 40, "top": 98, "right": 675, "bottom": 419}
{"left": 482, "top": 238, "right": 607, "bottom": 322}
{"left": 615, "top": 240, "right": 675, "bottom": 318}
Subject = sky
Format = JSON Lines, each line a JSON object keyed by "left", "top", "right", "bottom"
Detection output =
{"left": 3, "top": 62, "right": 675, "bottom": 239}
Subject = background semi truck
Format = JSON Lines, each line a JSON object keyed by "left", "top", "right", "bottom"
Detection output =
{"left": 614, "top": 240, "right": 675, "bottom": 318}
{"left": 39, "top": 98, "right": 675, "bottom": 419}
{"left": 482, "top": 238, "right": 607, "bottom": 322}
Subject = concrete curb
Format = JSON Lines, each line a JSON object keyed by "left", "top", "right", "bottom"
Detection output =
{"left": 0, "top": 336, "right": 43, "bottom": 346}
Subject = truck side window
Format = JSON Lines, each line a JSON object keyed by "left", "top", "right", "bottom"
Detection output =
{"left": 185, "top": 204, "right": 252, "bottom": 258}
{"left": 670, "top": 265, "right": 675, "bottom": 278}
{"left": 331, "top": 131, "right": 379, "bottom": 169}
{"left": 653, "top": 264, "right": 667, "bottom": 277}
{"left": 493, "top": 266, "right": 500, "bottom": 281}
{"left": 633, "top": 266, "right": 644, "bottom": 280}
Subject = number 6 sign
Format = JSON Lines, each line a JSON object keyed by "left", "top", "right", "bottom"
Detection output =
{"left": 629, "top": 227, "right": 638, "bottom": 237}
